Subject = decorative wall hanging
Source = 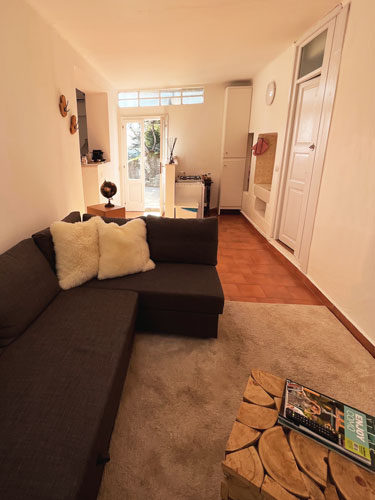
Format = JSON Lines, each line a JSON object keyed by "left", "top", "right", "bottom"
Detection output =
{"left": 265, "top": 81, "right": 276, "bottom": 105}
{"left": 252, "top": 137, "right": 269, "bottom": 156}
{"left": 70, "top": 115, "right": 78, "bottom": 134}
{"left": 100, "top": 180, "right": 117, "bottom": 207}
{"left": 59, "top": 95, "right": 70, "bottom": 117}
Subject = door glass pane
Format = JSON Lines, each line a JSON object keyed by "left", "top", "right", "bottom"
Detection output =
{"left": 140, "top": 98, "right": 159, "bottom": 107}
{"left": 126, "top": 122, "right": 141, "bottom": 179}
{"left": 140, "top": 91, "right": 158, "bottom": 98}
{"left": 299, "top": 29, "right": 327, "bottom": 78}
{"left": 161, "top": 97, "right": 181, "bottom": 105}
{"left": 119, "top": 99, "right": 138, "bottom": 108}
{"left": 144, "top": 119, "right": 160, "bottom": 210}
{"left": 161, "top": 90, "right": 181, "bottom": 97}
{"left": 119, "top": 91, "right": 138, "bottom": 99}
{"left": 182, "top": 96, "right": 204, "bottom": 104}
{"left": 182, "top": 88, "right": 203, "bottom": 96}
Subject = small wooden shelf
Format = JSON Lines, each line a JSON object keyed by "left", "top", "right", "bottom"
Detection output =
{"left": 87, "top": 203, "right": 125, "bottom": 218}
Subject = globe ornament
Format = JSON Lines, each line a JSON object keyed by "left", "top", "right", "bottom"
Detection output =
{"left": 100, "top": 180, "right": 117, "bottom": 208}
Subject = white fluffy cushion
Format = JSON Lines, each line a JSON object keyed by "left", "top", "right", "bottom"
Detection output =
{"left": 97, "top": 218, "right": 155, "bottom": 280}
{"left": 50, "top": 217, "right": 99, "bottom": 290}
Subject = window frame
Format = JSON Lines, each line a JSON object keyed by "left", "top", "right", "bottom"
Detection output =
{"left": 118, "top": 87, "right": 204, "bottom": 108}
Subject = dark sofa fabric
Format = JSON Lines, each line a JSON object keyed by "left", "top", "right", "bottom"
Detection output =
{"left": 32, "top": 211, "right": 81, "bottom": 271}
{"left": 82, "top": 213, "right": 218, "bottom": 265}
{"left": 0, "top": 287, "right": 138, "bottom": 500}
{"left": 136, "top": 308, "right": 220, "bottom": 338}
{"left": 145, "top": 215, "right": 218, "bottom": 265}
{"left": 83, "top": 263, "right": 224, "bottom": 338}
{"left": 0, "top": 239, "right": 60, "bottom": 347}
{"left": 84, "top": 263, "right": 224, "bottom": 314}
{"left": 83, "top": 213, "right": 145, "bottom": 225}
{"left": 81, "top": 214, "right": 223, "bottom": 337}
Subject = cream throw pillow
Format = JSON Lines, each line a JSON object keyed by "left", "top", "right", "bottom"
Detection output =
{"left": 97, "top": 218, "right": 155, "bottom": 280}
{"left": 50, "top": 217, "right": 99, "bottom": 290}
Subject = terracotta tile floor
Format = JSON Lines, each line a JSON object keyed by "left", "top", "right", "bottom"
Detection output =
{"left": 217, "top": 214, "right": 322, "bottom": 305}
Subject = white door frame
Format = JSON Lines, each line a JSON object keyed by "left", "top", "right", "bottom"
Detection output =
{"left": 273, "top": 4, "right": 350, "bottom": 272}
{"left": 120, "top": 115, "right": 165, "bottom": 211}
{"left": 279, "top": 75, "right": 322, "bottom": 252}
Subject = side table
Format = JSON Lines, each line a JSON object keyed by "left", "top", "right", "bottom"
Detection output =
{"left": 87, "top": 204, "right": 126, "bottom": 219}
{"left": 221, "top": 369, "right": 375, "bottom": 500}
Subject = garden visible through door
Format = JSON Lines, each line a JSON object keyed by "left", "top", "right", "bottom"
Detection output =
{"left": 123, "top": 118, "right": 161, "bottom": 212}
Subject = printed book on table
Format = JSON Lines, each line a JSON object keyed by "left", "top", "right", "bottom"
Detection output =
{"left": 278, "top": 379, "right": 375, "bottom": 473}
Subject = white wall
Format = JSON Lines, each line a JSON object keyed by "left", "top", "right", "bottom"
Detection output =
{"left": 86, "top": 93, "right": 111, "bottom": 161}
{"left": 0, "top": 0, "right": 120, "bottom": 253}
{"left": 308, "top": 0, "right": 375, "bottom": 342}
{"left": 241, "top": 0, "right": 375, "bottom": 343}
{"left": 241, "top": 46, "right": 295, "bottom": 234}
{"left": 118, "top": 83, "right": 226, "bottom": 207}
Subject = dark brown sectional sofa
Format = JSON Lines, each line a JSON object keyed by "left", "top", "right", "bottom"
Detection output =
{"left": 0, "top": 213, "right": 224, "bottom": 500}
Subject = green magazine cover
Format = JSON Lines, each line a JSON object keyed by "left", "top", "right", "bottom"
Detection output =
{"left": 278, "top": 379, "right": 375, "bottom": 472}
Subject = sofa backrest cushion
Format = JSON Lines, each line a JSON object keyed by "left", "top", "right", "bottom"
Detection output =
{"left": 145, "top": 215, "right": 218, "bottom": 265}
{"left": 0, "top": 239, "right": 60, "bottom": 347}
{"left": 82, "top": 213, "right": 146, "bottom": 225}
{"left": 32, "top": 211, "right": 81, "bottom": 271}
{"left": 83, "top": 214, "right": 218, "bottom": 265}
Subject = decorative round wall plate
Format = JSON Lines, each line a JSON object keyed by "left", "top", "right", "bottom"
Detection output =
{"left": 266, "top": 81, "right": 276, "bottom": 105}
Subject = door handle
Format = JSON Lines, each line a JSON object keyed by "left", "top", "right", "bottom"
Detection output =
{"left": 309, "top": 144, "right": 316, "bottom": 150}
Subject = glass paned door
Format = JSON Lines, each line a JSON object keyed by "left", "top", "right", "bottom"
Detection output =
{"left": 127, "top": 122, "right": 141, "bottom": 179}
{"left": 123, "top": 118, "right": 162, "bottom": 212}
{"left": 144, "top": 119, "right": 161, "bottom": 211}
{"left": 124, "top": 120, "right": 144, "bottom": 211}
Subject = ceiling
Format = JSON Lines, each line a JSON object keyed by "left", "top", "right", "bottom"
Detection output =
{"left": 27, "top": 0, "right": 338, "bottom": 90}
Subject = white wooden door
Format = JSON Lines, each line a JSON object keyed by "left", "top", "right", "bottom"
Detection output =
{"left": 279, "top": 76, "right": 322, "bottom": 251}
{"left": 123, "top": 120, "right": 145, "bottom": 211}
{"left": 220, "top": 158, "right": 246, "bottom": 208}
{"left": 159, "top": 117, "right": 168, "bottom": 214}
{"left": 223, "top": 87, "right": 252, "bottom": 158}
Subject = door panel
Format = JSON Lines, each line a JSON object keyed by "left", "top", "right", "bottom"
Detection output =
{"left": 279, "top": 76, "right": 321, "bottom": 251}
{"left": 223, "top": 87, "right": 252, "bottom": 158}
{"left": 220, "top": 158, "right": 246, "bottom": 208}
{"left": 280, "top": 188, "right": 304, "bottom": 249}
{"left": 296, "top": 84, "right": 320, "bottom": 144}
{"left": 159, "top": 118, "right": 167, "bottom": 214}
{"left": 124, "top": 121, "right": 144, "bottom": 211}
{"left": 290, "top": 153, "right": 310, "bottom": 182}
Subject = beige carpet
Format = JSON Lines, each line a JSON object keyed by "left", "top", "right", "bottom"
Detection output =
{"left": 98, "top": 302, "right": 375, "bottom": 500}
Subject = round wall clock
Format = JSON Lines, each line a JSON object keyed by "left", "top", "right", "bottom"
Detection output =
{"left": 265, "top": 81, "right": 276, "bottom": 105}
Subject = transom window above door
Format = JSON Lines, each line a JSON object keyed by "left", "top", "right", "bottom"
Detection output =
{"left": 118, "top": 88, "right": 204, "bottom": 108}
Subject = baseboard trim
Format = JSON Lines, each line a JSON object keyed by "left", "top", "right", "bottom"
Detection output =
{"left": 240, "top": 214, "right": 375, "bottom": 358}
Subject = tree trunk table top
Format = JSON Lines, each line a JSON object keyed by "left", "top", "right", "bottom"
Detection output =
{"left": 221, "top": 370, "right": 375, "bottom": 500}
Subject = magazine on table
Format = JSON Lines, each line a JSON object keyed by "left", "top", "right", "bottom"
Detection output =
{"left": 278, "top": 379, "right": 375, "bottom": 473}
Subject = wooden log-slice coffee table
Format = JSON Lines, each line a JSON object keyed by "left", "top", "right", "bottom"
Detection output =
{"left": 221, "top": 369, "right": 375, "bottom": 500}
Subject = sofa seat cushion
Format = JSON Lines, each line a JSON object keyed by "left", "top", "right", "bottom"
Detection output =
{"left": 0, "top": 287, "right": 138, "bottom": 500}
{"left": 83, "top": 263, "right": 224, "bottom": 315}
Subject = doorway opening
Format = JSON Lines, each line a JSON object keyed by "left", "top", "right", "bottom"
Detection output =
{"left": 122, "top": 117, "right": 162, "bottom": 212}
{"left": 274, "top": 5, "right": 349, "bottom": 271}
{"left": 144, "top": 119, "right": 161, "bottom": 211}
